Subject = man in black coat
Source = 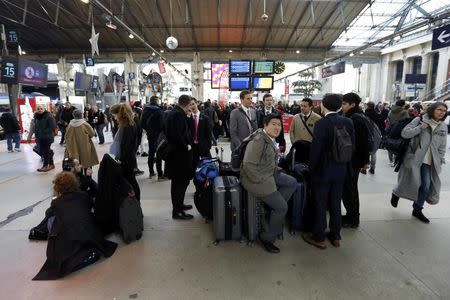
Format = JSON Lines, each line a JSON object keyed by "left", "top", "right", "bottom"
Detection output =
{"left": 187, "top": 98, "right": 212, "bottom": 176}
{"left": 364, "top": 101, "right": 384, "bottom": 174}
{"left": 165, "top": 95, "right": 195, "bottom": 220}
{"left": 58, "top": 101, "right": 75, "bottom": 145}
{"left": 256, "top": 93, "right": 286, "bottom": 153}
{"left": 141, "top": 96, "right": 165, "bottom": 179}
{"left": 303, "top": 93, "right": 355, "bottom": 249}
{"left": 0, "top": 107, "right": 21, "bottom": 152}
{"left": 341, "top": 93, "right": 370, "bottom": 228}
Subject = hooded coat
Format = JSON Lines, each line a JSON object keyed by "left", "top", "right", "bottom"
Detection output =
{"left": 65, "top": 119, "right": 99, "bottom": 168}
{"left": 33, "top": 191, "right": 117, "bottom": 280}
{"left": 393, "top": 114, "right": 447, "bottom": 204}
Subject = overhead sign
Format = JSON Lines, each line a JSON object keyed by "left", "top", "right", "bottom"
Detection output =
{"left": 7, "top": 30, "right": 18, "bottom": 48}
{"left": 321, "top": 61, "right": 345, "bottom": 78}
{"left": 405, "top": 74, "right": 427, "bottom": 84}
{"left": 18, "top": 59, "right": 48, "bottom": 87}
{"left": 85, "top": 56, "right": 95, "bottom": 66}
{"left": 128, "top": 72, "right": 135, "bottom": 80}
{"left": 432, "top": 24, "right": 450, "bottom": 50}
{"left": 1, "top": 56, "right": 19, "bottom": 84}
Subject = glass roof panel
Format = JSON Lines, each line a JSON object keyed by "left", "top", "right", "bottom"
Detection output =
{"left": 333, "top": 0, "right": 450, "bottom": 48}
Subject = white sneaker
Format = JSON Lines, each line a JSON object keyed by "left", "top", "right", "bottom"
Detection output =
{"left": 8, "top": 150, "right": 14, "bottom": 153}
{"left": 14, "top": 148, "right": 21, "bottom": 152}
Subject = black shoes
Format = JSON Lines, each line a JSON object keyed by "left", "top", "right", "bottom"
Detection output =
{"left": 134, "top": 169, "right": 145, "bottom": 176}
{"left": 391, "top": 194, "right": 399, "bottom": 208}
{"left": 181, "top": 204, "right": 193, "bottom": 211}
{"left": 172, "top": 211, "right": 194, "bottom": 220}
{"left": 341, "top": 215, "right": 359, "bottom": 228}
{"left": 141, "top": 152, "right": 149, "bottom": 157}
{"left": 369, "top": 168, "right": 375, "bottom": 174}
{"left": 360, "top": 169, "right": 367, "bottom": 175}
{"left": 412, "top": 209, "right": 430, "bottom": 223}
{"left": 259, "top": 235, "right": 280, "bottom": 253}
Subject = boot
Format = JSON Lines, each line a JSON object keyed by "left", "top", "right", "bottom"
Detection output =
{"left": 412, "top": 209, "right": 430, "bottom": 223}
{"left": 37, "top": 165, "right": 49, "bottom": 172}
{"left": 391, "top": 193, "right": 399, "bottom": 208}
{"left": 47, "top": 164, "right": 55, "bottom": 170}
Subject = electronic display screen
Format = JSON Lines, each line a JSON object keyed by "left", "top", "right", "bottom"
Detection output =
{"left": 252, "top": 76, "right": 274, "bottom": 91}
{"left": 229, "top": 76, "right": 251, "bottom": 91}
{"left": 85, "top": 56, "right": 95, "bottom": 66}
{"left": 253, "top": 60, "right": 274, "bottom": 74}
{"left": 74, "top": 72, "right": 92, "bottom": 91}
{"left": 229, "top": 60, "right": 251, "bottom": 74}
{"left": 18, "top": 59, "right": 48, "bottom": 87}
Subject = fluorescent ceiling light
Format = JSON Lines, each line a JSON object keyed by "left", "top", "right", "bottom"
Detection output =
{"left": 129, "top": 33, "right": 134, "bottom": 39}
{"left": 80, "top": 0, "right": 89, "bottom": 3}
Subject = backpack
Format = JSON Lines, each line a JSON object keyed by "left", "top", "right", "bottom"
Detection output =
{"left": 231, "top": 131, "right": 259, "bottom": 171}
{"left": 119, "top": 196, "right": 144, "bottom": 244}
{"left": 354, "top": 113, "right": 381, "bottom": 154}
{"left": 382, "top": 116, "right": 419, "bottom": 156}
{"left": 194, "top": 158, "right": 219, "bottom": 184}
{"left": 327, "top": 117, "right": 354, "bottom": 163}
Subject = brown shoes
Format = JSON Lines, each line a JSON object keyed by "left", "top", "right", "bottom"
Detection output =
{"left": 302, "top": 233, "right": 327, "bottom": 250}
{"left": 37, "top": 165, "right": 55, "bottom": 172}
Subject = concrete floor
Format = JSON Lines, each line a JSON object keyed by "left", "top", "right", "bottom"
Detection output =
{"left": 1, "top": 132, "right": 450, "bottom": 300}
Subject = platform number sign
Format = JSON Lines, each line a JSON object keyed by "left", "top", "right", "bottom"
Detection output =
{"left": 1, "top": 56, "right": 18, "bottom": 84}
{"left": 432, "top": 24, "right": 450, "bottom": 50}
{"left": 7, "top": 30, "right": 19, "bottom": 48}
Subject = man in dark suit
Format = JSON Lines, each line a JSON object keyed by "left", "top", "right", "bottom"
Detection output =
{"left": 256, "top": 93, "right": 286, "bottom": 153}
{"left": 187, "top": 98, "right": 212, "bottom": 175}
{"left": 341, "top": 93, "right": 370, "bottom": 228}
{"left": 165, "top": 95, "right": 195, "bottom": 220}
{"left": 229, "top": 90, "right": 258, "bottom": 151}
{"left": 303, "top": 94, "right": 355, "bottom": 249}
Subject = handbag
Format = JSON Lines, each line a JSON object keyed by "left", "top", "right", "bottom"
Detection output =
{"left": 156, "top": 132, "right": 171, "bottom": 161}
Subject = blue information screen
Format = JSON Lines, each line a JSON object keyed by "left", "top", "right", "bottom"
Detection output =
{"left": 229, "top": 60, "right": 251, "bottom": 74}
{"left": 229, "top": 76, "right": 250, "bottom": 90}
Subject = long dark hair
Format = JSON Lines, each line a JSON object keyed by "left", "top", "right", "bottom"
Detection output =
{"left": 426, "top": 102, "right": 448, "bottom": 122}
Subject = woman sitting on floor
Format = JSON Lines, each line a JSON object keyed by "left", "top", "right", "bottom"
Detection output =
{"left": 33, "top": 172, "right": 117, "bottom": 280}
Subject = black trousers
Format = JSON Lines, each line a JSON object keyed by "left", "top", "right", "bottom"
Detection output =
{"left": 147, "top": 134, "right": 163, "bottom": 176}
{"left": 122, "top": 164, "right": 141, "bottom": 202}
{"left": 312, "top": 181, "right": 344, "bottom": 241}
{"left": 37, "top": 139, "right": 54, "bottom": 166}
{"left": 171, "top": 177, "right": 190, "bottom": 213}
{"left": 342, "top": 165, "right": 360, "bottom": 224}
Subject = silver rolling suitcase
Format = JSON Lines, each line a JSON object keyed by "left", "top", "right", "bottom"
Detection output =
{"left": 242, "top": 189, "right": 265, "bottom": 246}
{"left": 213, "top": 176, "right": 242, "bottom": 244}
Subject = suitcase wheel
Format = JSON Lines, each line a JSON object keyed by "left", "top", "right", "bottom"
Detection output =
{"left": 136, "top": 232, "right": 143, "bottom": 240}
{"left": 247, "top": 241, "right": 255, "bottom": 247}
{"left": 214, "top": 240, "right": 220, "bottom": 246}
{"left": 289, "top": 230, "right": 296, "bottom": 235}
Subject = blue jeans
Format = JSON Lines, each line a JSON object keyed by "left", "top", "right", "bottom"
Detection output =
{"left": 6, "top": 132, "right": 21, "bottom": 151}
{"left": 414, "top": 164, "right": 432, "bottom": 210}
{"left": 95, "top": 124, "right": 105, "bottom": 144}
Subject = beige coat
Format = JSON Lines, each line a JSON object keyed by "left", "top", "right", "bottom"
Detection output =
{"left": 65, "top": 119, "right": 99, "bottom": 168}
{"left": 289, "top": 112, "right": 321, "bottom": 143}
{"left": 240, "top": 129, "right": 278, "bottom": 197}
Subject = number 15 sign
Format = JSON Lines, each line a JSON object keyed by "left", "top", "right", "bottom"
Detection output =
{"left": 1, "top": 56, "right": 19, "bottom": 84}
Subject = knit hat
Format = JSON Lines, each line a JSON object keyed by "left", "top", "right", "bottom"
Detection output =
{"left": 322, "top": 93, "right": 343, "bottom": 111}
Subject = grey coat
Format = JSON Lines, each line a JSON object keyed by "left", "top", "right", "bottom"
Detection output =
{"left": 229, "top": 107, "right": 258, "bottom": 151}
{"left": 393, "top": 115, "right": 447, "bottom": 204}
{"left": 240, "top": 129, "right": 278, "bottom": 197}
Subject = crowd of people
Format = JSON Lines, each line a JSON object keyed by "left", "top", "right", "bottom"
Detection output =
{"left": 1, "top": 91, "right": 448, "bottom": 278}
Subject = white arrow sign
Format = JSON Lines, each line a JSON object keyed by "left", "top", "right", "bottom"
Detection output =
{"left": 437, "top": 30, "right": 450, "bottom": 44}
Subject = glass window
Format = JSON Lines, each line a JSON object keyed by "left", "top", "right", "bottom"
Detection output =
{"left": 395, "top": 60, "right": 403, "bottom": 82}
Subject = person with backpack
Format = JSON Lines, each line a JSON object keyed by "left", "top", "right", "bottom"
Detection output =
{"left": 340, "top": 93, "right": 371, "bottom": 228}
{"left": 141, "top": 96, "right": 165, "bottom": 179}
{"left": 0, "top": 107, "right": 21, "bottom": 153}
{"left": 391, "top": 102, "right": 448, "bottom": 223}
{"left": 387, "top": 100, "right": 410, "bottom": 166}
{"left": 289, "top": 97, "right": 321, "bottom": 144}
{"left": 363, "top": 101, "right": 385, "bottom": 174}
{"left": 240, "top": 113, "right": 297, "bottom": 253}
{"left": 302, "top": 94, "right": 355, "bottom": 249}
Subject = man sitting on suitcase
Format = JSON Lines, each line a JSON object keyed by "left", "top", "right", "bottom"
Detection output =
{"left": 241, "top": 114, "right": 297, "bottom": 253}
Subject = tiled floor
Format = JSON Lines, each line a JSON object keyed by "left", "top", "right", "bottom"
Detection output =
{"left": 1, "top": 133, "right": 450, "bottom": 299}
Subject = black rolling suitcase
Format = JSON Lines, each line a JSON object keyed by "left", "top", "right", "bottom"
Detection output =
{"left": 213, "top": 176, "right": 242, "bottom": 243}
{"left": 242, "top": 189, "right": 265, "bottom": 246}
{"left": 119, "top": 196, "right": 144, "bottom": 244}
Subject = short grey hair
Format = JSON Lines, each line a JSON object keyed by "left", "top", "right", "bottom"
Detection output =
{"left": 72, "top": 109, "right": 83, "bottom": 119}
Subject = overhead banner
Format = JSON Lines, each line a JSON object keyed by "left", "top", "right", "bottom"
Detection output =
{"left": 321, "top": 61, "right": 345, "bottom": 78}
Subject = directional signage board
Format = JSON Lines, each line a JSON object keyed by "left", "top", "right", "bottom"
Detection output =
{"left": 432, "top": 24, "right": 450, "bottom": 50}
{"left": 1, "top": 56, "right": 19, "bottom": 84}
{"left": 321, "top": 61, "right": 345, "bottom": 78}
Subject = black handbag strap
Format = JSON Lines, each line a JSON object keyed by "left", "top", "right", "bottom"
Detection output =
{"left": 300, "top": 115, "right": 314, "bottom": 138}
{"left": 239, "top": 108, "right": 253, "bottom": 124}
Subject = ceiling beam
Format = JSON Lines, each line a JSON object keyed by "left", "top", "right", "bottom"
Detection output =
{"left": 240, "top": 0, "right": 252, "bottom": 49}
{"left": 284, "top": 3, "right": 309, "bottom": 49}
{"left": 262, "top": 0, "right": 283, "bottom": 49}
{"left": 305, "top": 2, "right": 341, "bottom": 48}
{"left": 129, "top": 0, "right": 165, "bottom": 49}
{"left": 155, "top": 0, "right": 171, "bottom": 37}
{"left": 186, "top": 0, "right": 198, "bottom": 49}
{"left": 217, "top": 0, "right": 221, "bottom": 49}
